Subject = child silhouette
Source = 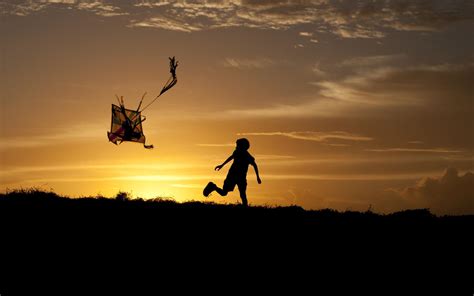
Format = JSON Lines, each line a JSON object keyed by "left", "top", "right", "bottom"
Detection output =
{"left": 203, "top": 138, "right": 261, "bottom": 206}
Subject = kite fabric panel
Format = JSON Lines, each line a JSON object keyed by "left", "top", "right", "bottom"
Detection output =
{"left": 107, "top": 104, "right": 153, "bottom": 149}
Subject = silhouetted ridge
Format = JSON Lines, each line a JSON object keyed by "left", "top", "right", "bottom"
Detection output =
{"left": 1, "top": 189, "right": 471, "bottom": 229}
{"left": 1, "top": 189, "right": 472, "bottom": 294}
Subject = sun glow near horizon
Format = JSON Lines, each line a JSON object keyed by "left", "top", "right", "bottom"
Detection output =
{"left": 1, "top": 0, "right": 473, "bottom": 214}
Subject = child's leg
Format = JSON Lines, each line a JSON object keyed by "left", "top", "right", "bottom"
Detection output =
{"left": 214, "top": 186, "right": 228, "bottom": 196}
{"left": 237, "top": 182, "right": 248, "bottom": 206}
{"left": 215, "top": 179, "right": 234, "bottom": 196}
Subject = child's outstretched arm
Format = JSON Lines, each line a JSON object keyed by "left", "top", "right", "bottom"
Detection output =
{"left": 251, "top": 161, "right": 262, "bottom": 184}
{"left": 215, "top": 155, "right": 234, "bottom": 171}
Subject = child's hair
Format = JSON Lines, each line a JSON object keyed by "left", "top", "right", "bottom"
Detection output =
{"left": 236, "top": 138, "right": 250, "bottom": 150}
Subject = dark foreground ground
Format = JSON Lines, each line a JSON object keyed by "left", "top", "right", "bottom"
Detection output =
{"left": 1, "top": 189, "right": 472, "bottom": 294}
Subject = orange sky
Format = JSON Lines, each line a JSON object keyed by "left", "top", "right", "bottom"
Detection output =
{"left": 1, "top": 1, "right": 473, "bottom": 214}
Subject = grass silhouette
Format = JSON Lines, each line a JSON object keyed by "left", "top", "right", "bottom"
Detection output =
{"left": 1, "top": 188, "right": 472, "bottom": 294}
{"left": 1, "top": 188, "right": 471, "bottom": 233}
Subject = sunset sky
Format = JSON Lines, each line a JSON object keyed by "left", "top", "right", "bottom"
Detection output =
{"left": 1, "top": 0, "right": 473, "bottom": 214}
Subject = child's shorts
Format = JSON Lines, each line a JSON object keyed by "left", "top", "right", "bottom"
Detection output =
{"left": 223, "top": 178, "right": 247, "bottom": 192}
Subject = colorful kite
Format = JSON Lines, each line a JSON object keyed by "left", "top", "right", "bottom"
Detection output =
{"left": 107, "top": 57, "right": 178, "bottom": 149}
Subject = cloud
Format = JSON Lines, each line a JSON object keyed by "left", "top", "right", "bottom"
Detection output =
{"left": 224, "top": 98, "right": 354, "bottom": 118}
{"left": 44, "top": 0, "right": 77, "bottom": 3}
{"left": 255, "top": 154, "right": 296, "bottom": 160}
{"left": 396, "top": 168, "right": 474, "bottom": 215}
{"left": 317, "top": 63, "right": 474, "bottom": 107}
{"left": 134, "top": 1, "right": 171, "bottom": 8}
{"left": 366, "top": 148, "right": 463, "bottom": 153}
{"left": 0, "top": 163, "right": 188, "bottom": 175}
{"left": 1, "top": 1, "right": 48, "bottom": 16}
{"left": 339, "top": 54, "right": 405, "bottom": 67}
{"left": 1, "top": 1, "right": 128, "bottom": 17}
{"left": 129, "top": 16, "right": 201, "bottom": 32}
{"left": 171, "top": 183, "right": 203, "bottom": 188}
{"left": 238, "top": 131, "right": 373, "bottom": 142}
{"left": 333, "top": 26, "right": 385, "bottom": 39}
{"left": 4, "top": 0, "right": 473, "bottom": 38}
{"left": 227, "top": 62, "right": 474, "bottom": 118}
{"left": 76, "top": 1, "right": 128, "bottom": 17}
{"left": 196, "top": 143, "right": 235, "bottom": 147}
{"left": 222, "top": 57, "right": 275, "bottom": 69}
{"left": 0, "top": 124, "right": 103, "bottom": 149}
{"left": 16, "top": 172, "right": 443, "bottom": 185}
{"left": 311, "top": 62, "right": 326, "bottom": 77}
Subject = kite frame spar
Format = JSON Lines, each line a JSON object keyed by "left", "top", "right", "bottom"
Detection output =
{"left": 107, "top": 56, "right": 178, "bottom": 149}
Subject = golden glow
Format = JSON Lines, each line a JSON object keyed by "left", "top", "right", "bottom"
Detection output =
{"left": 1, "top": 2, "right": 473, "bottom": 215}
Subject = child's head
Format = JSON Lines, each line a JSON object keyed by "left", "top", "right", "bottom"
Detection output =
{"left": 236, "top": 138, "right": 250, "bottom": 151}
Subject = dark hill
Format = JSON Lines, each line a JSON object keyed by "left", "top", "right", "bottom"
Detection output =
{"left": 1, "top": 188, "right": 471, "bottom": 232}
{"left": 0, "top": 189, "right": 472, "bottom": 294}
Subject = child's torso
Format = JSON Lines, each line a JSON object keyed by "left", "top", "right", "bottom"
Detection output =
{"left": 228, "top": 150, "right": 254, "bottom": 180}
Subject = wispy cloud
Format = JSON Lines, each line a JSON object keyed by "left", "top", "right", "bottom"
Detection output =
{"left": 0, "top": 163, "right": 204, "bottom": 176}
{"left": 2, "top": 1, "right": 128, "bottom": 17}
{"left": 366, "top": 148, "right": 463, "bottom": 153}
{"left": 226, "top": 62, "right": 474, "bottom": 118}
{"left": 262, "top": 173, "right": 439, "bottom": 181}
{"left": 334, "top": 26, "right": 385, "bottom": 39}
{"left": 2, "top": 1, "right": 48, "bottom": 16}
{"left": 76, "top": 1, "right": 128, "bottom": 17}
{"left": 311, "top": 62, "right": 326, "bottom": 77}
{"left": 20, "top": 175, "right": 214, "bottom": 183}
{"left": 196, "top": 143, "right": 235, "bottom": 147}
{"left": 0, "top": 124, "right": 103, "bottom": 149}
{"left": 15, "top": 172, "right": 440, "bottom": 185}
{"left": 339, "top": 54, "right": 405, "bottom": 67}
{"left": 129, "top": 16, "right": 201, "bottom": 32}
{"left": 133, "top": 1, "right": 171, "bottom": 8}
{"left": 222, "top": 57, "right": 275, "bottom": 69}
{"left": 5, "top": 0, "right": 472, "bottom": 38}
{"left": 255, "top": 155, "right": 296, "bottom": 160}
{"left": 238, "top": 131, "right": 373, "bottom": 142}
{"left": 171, "top": 183, "right": 204, "bottom": 189}
{"left": 225, "top": 98, "right": 352, "bottom": 118}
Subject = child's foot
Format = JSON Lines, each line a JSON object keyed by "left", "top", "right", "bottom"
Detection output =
{"left": 203, "top": 182, "right": 217, "bottom": 197}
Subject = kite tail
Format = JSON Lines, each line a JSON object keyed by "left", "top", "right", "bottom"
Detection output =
{"left": 169, "top": 56, "right": 178, "bottom": 79}
{"left": 140, "top": 56, "right": 179, "bottom": 112}
{"left": 158, "top": 57, "right": 178, "bottom": 96}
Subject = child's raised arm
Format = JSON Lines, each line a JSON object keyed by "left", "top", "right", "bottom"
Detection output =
{"left": 215, "top": 155, "right": 234, "bottom": 171}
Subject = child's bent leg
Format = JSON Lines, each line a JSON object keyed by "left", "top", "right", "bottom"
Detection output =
{"left": 215, "top": 179, "right": 235, "bottom": 197}
{"left": 214, "top": 186, "right": 228, "bottom": 196}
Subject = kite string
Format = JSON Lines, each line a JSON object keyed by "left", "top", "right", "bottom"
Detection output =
{"left": 140, "top": 57, "right": 178, "bottom": 112}
{"left": 139, "top": 93, "right": 162, "bottom": 113}
{"left": 140, "top": 75, "right": 176, "bottom": 112}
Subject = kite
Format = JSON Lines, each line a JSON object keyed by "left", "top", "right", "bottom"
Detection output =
{"left": 107, "top": 57, "right": 178, "bottom": 149}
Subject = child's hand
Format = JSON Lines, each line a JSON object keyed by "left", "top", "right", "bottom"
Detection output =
{"left": 215, "top": 165, "right": 223, "bottom": 171}
{"left": 257, "top": 177, "right": 262, "bottom": 184}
